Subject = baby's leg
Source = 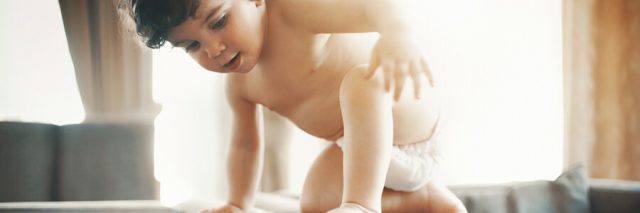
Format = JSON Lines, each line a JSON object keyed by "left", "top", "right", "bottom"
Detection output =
{"left": 300, "top": 143, "right": 467, "bottom": 213}
{"left": 300, "top": 144, "right": 344, "bottom": 212}
{"left": 384, "top": 181, "right": 467, "bottom": 213}
{"left": 425, "top": 181, "right": 468, "bottom": 213}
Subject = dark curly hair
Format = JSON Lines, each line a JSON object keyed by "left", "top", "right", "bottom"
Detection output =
{"left": 117, "top": 0, "right": 201, "bottom": 49}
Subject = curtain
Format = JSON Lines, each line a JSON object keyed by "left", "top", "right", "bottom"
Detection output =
{"left": 564, "top": 0, "right": 640, "bottom": 180}
{"left": 58, "top": 0, "right": 160, "bottom": 123}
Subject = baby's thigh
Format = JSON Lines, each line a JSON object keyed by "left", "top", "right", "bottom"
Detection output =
{"left": 391, "top": 74, "right": 441, "bottom": 144}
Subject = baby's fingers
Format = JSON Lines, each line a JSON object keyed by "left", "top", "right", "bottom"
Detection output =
{"left": 394, "top": 63, "right": 409, "bottom": 101}
{"left": 410, "top": 60, "right": 422, "bottom": 99}
{"left": 382, "top": 60, "right": 395, "bottom": 92}
{"left": 365, "top": 56, "right": 381, "bottom": 79}
{"left": 421, "top": 57, "right": 435, "bottom": 87}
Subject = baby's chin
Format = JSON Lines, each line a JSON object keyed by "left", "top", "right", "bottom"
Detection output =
{"left": 204, "top": 65, "right": 254, "bottom": 74}
{"left": 234, "top": 57, "right": 259, "bottom": 74}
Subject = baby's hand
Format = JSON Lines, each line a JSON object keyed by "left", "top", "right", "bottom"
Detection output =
{"left": 327, "top": 203, "right": 378, "bottom": 213}
{"left": 365, "top": 32, "right": 434, "bottom": 101}
{"left": 200, "top": 203, "right": 244, "bottom": 213}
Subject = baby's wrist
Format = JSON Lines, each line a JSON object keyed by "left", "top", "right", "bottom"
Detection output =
{"left": 371, "top": 0, "right": 413, "bottom": 34}
{"left": 378, "top": 25, "right": 414, "bottom": 37}
{"left": 378, "top": 28, "right": 418, "bottom": 41}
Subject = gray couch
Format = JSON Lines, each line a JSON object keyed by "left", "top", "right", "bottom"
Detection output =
{"left": 0, "top": 121, "right": 175, "bottom": 212}
{"left": 1, "top": 121, "right": 639, "bottom": 213}
{"left": 172, "top": 166, "right": 640, "bottom": 213}
{"left": 449, "top": 165, "right": 640, "bottom": 213}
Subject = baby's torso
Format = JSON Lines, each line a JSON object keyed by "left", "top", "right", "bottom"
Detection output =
{"left": 245, "top": 33, "right": 368, "bottom": 140}
{"left": 239, "top": 25, "right": 439, "bottom": 144}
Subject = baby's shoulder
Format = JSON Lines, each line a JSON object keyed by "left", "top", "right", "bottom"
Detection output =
{"left": 266, "top": 0, "right": 319, "bottom": 32}
{"left": 224, "top": 72, "right": 268, "bottom": 104}
{"left": 225, "top": 74, "right": 252, "bottom": 100}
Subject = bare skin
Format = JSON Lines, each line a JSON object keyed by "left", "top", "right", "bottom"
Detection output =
{"left": 166, "top": 0, "right": 466, "bottom": 212}
{"left": 302, "top": 144, "right": 466, "bottom": 213}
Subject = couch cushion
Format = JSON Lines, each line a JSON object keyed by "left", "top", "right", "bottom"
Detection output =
{"left": 0, "top": 122, "right": 58, "bottom": 202}
{"left": 549, "top": 164, "right": 590, "bottom": 213}
{"left": 450, "top": 184, "right": 511, "bottom": 213}
{"left": 508, "top": 180, "right": 558, "bottom": 212}
{"left": 57, "top": 123, "right": 158, "bottom": 201}
{"left": 589, "top": 179, "right": 640, "bottom": 213}
{"left": 451, "top": 164, "right": 590, "bottom": 213}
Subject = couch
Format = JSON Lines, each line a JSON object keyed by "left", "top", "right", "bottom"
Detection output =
{"left": 0, "top": 121, "right": 175, "bottom": 212}
{"left": 449, "top": 165, "right": 640, "bottom": 213}
{"left": 1, "top": 121, "right": 639, "bottom": 213}
{"left": 174, "top": 165, "right": 640, "bottom": 213}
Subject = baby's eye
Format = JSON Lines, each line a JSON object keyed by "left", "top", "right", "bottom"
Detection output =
{"left": 185, "top": 41, "right": 200, "bottom": 52}
{"left": 211, "top": 14, "right": 228, "bottom": 30}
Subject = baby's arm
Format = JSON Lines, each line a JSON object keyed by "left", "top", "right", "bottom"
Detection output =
{"left": 222, "top": 77, "right": 264, "bottom": 211}
{"left": 277, "top": 0, "right": 433, "bottom": 100}
{"left": 336, "top": 66, "right": 395, "bottom": 212}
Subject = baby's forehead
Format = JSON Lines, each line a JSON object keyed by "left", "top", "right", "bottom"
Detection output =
{"left": 167, "top": 0, "right": 226, "bottom": 44}
{"left": 193, "top": 0, "right": 226, "bottom": 17}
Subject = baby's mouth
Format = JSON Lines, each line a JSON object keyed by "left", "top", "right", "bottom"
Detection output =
{"left": 224, "top": 53, "right": 240, "bottom": 68}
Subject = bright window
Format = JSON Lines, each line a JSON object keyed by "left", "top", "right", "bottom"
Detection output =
{"left": 152, "top": 47, "right": 230, "bottom": 205}
{"left": 0, "top": 0, "right": 84, "bottom": 125}
{"left": 412, "top": 0, "right": 564, "bottom": 184}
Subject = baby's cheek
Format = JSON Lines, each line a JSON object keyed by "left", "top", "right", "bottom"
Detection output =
{"left": 193, "top": 55, "right": 217, "bottom": 72}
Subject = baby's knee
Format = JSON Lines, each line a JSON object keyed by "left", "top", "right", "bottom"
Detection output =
{"left": 299, "top": 200, "right": 322, "bottom": 213}
{"left": 299, "top": 192, "right": 335, "bottom": 213}
{"left": 300, "top": 177, "right": 342, "bottom": 212}
{"left": 342, "top": 64, "right": 386, "bottom": 90}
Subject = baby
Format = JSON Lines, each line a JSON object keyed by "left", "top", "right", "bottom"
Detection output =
{"left": 119, "top": 0, "right": 466, "bottom": 212}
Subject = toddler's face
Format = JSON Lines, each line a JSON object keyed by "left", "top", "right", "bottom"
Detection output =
{"left": 168, "top": 0, "right": 265, "bottom": 73}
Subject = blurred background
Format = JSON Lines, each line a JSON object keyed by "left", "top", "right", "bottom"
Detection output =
{"left": 0, "top": 0, "right": 638, "bottom": 208}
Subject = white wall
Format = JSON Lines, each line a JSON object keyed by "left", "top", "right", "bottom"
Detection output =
{"left": 409, "top": 0, "right": 564, "bottom": 185}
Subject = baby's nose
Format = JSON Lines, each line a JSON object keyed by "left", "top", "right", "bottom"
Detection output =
{"left": 205, "top": 43, "right": 226, "bottom": 59}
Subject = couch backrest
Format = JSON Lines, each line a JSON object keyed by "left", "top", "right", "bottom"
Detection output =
{"left": 450, "top": 165, "right": 590, "bottom": 213}
{"left": 57, "top": 123, "right": 158, "bottom": 201}
{"left": 0, "top": 122, "right": 58, "bottom": 202}
{"left": 0, "top": 121, "right": 158, "bottom": 202}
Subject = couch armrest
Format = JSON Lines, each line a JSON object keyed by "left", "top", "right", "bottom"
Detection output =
{"left": 589, "top": 179, "right": 640, "bottom": 213}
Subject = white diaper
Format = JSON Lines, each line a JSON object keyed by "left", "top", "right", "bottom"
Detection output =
{"left": 335, "top": 134, "right": 438, "bottom": 192}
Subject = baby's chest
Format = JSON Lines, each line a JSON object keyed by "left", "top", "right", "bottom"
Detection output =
{"left": 286, "top": 94, "right": 344, "bottom": 140}
{"left": 250, "top": 74, "right": 345, "bottom": 140}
